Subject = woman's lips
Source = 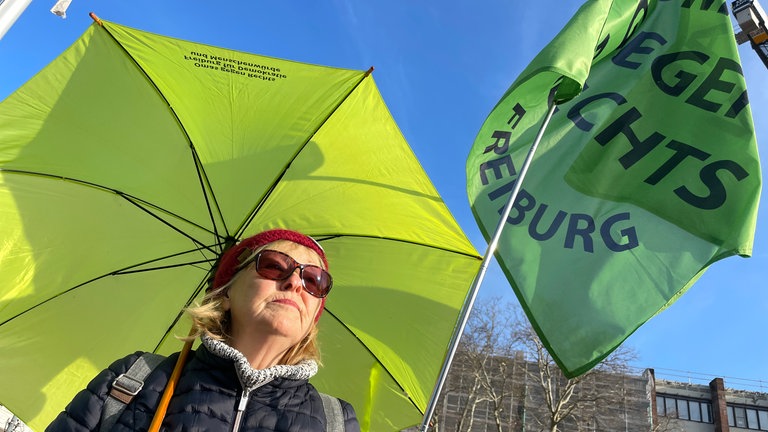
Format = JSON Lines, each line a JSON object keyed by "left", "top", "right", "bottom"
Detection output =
{"left": 272, "top": 298, "right": 300, "bottom": 310}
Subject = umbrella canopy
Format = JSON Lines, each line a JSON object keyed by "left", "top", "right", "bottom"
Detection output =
{"left": 0, "top": 18, "right": 481, "bottom": 431}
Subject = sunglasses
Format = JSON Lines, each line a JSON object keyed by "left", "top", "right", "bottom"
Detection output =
{"left": 239, "top": 249, "right": 333, "bottom": 298}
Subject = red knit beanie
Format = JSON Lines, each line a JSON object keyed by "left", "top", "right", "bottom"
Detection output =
{"left": 211, "top": 228, "right": 329, "bottom": 321}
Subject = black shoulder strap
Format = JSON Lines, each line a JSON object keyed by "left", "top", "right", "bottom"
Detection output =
{"left": 99, "top": 352, "right": 165, "bottom": 432}
{"left": 319, "top": 392, "right": 344, "bottom": 432}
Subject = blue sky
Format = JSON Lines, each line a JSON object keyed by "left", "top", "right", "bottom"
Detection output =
{"left": 1, "top": 0, "right": 766, "bottom": 391}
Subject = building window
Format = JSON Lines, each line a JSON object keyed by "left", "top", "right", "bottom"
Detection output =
{"left": 665, "top": 397, "right": 677, "bottom": 418}
{"left": 446, "top": 394, "right": 466, "bottom": 413}
{"left": 689, "top": 402, "right": 702, "bottom": 422}
{"left": 656, "top": 396, "right": 665, "bottom": 417}
{"left": 727, "top": 404, "right": 768, "bottom": 430}
{"left": 656, "top": 394, "right": 713, "bottom": 424}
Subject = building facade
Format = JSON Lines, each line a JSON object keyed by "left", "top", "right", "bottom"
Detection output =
{"left": 652, "top": 370, "right": 768, "bottom": 432}
{"left": 411, "top": 354, "right": 768, "bottom": 432}
{"left": 409, "top": 353, "right": 654, "bottom": 432}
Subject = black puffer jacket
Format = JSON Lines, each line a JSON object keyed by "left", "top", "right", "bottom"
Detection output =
{"left": 45, "top": 344, "right": 359, "bottom": 432}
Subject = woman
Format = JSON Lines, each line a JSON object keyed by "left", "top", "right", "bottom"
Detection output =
{"left": 47, "top": 228, "right": 360, "bottom": 431}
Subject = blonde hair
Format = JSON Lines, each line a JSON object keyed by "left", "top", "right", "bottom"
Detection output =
{"left": 184, "top": 243, "right": 323, "bottom": 365}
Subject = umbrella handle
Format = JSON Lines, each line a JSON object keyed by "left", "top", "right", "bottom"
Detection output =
{"left": 147, "top": 339, "right": 193, "bottom": 432}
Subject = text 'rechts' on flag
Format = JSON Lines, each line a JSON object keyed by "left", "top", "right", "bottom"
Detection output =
{"left": 466, "top": 0, "right": 761, "bottom": 377}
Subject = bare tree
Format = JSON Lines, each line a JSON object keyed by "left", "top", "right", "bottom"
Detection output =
{"left": 512, "top": 311, "right": 638, "bottom": 432}
{"left": 450, "top": 297, "right": 519, "bottom": 432}
{"left": 437, "top": 299, "right": 511, "bottom": 431}
{"left": 433, "top": 296, "right": 651, "bottom": 432}
{"left": 651, "top": 414, "right": 687, "bottom": 432}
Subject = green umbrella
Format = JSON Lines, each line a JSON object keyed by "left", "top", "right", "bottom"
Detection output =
{"left": 0, "top": 17, "right": 481, "bottom": 432}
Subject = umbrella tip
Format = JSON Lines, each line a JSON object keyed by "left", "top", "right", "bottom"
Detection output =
{"left": 365, "top": 66, "right": 374, "bottom": 77}
{"left": 89, "top": 12, "right": 103, "bottom": 25}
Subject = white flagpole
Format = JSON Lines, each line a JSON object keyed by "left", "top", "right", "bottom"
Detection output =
{"left": 418, "top": 93, "right": 559, "bottom": 432}
{"left": 0, "top": 0, "right": 33, "bottom": 41}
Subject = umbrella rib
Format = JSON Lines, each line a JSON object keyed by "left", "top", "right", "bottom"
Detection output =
{"left": 188, "top": 145, "right": 228, "bottom": 243}
{"left": 310, "top": 234, "right": 480, "bottom": 415}
{"left": 322, "top": 307, "right": 425, "bottom": 415}
{"left": 121, "top": 194, "right": 220, "bottom": 254}
{"left": 96, "top": 22, "right": 229, "bottom": 242}
{"left": 113, "top": 258, "right": 215, "bottom": 275}
{"left": 0, "top": 168, "right": 222, "bottom": 253}
{"left": 0, "top": 248, "right": 217, "bottom": 327}
{"left": 235, "top": 68, "right": 375, "bottom": 238}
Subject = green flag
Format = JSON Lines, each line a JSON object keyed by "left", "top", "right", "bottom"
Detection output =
{"left": 467, "top": 0, "right": 761, "bottom": 377}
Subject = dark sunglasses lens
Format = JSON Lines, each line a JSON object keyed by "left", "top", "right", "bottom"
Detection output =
{"left": 302, "top": 267, "right": 332, "bottom": 298}
{"left": 255, "top": 251, "right": 294, "bottom": 280}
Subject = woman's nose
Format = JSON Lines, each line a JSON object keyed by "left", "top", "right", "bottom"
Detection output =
{"left": 280, "top": 268, "right": 304, "bottom": 292}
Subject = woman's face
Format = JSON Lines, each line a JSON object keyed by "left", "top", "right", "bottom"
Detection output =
{"left": 223, "top": 240, "right": 325, "bottom": 350}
